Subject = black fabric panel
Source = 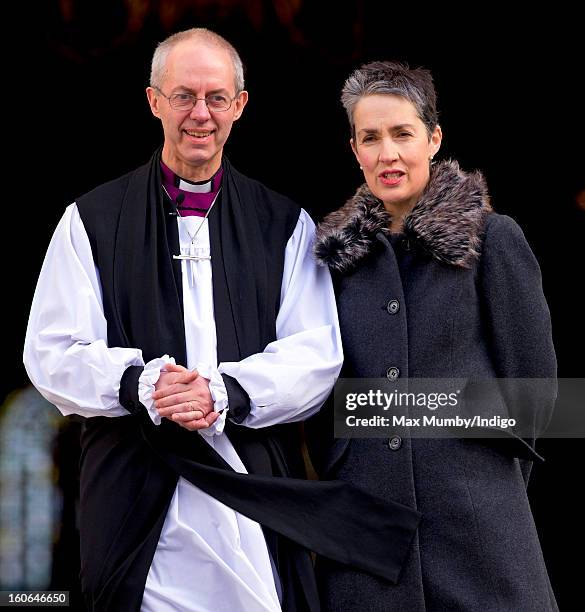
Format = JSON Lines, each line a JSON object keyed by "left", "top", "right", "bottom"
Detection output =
{"left": 146, "top": 423, "right": 422, "bottom": 584}
{"left": 78, "top": 414, "right": 179, "bottom": 612}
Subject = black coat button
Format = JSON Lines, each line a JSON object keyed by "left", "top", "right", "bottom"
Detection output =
{"left": 386, "top": 366, "right": 400, "bottom": 380}
{"left": 388, "top": 436, "right": 402, "bottom": 450}
{"left": 387, "top": 299, "right": 400, "bottom": 315}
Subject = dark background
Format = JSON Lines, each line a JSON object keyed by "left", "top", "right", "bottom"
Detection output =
{"left": 4, "top": 2, "right": 584, "bottom": 609}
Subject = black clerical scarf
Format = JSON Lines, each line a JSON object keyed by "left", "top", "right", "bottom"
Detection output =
{"left": 75, "top": 149, "right": 421, "bottom": 612}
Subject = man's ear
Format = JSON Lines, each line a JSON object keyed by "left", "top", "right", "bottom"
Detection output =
{"left": 232, "top": 90, "right": 249, "bottom": 121}
{"left": 146, "top": 87, "right": 162, "bottom": 119}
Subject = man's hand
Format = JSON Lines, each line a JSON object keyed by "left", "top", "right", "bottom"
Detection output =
{"left": 153, "top": 363, "right": 219, "bottom": 430}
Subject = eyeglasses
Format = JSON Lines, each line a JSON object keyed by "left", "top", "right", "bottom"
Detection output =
{"left": 153, "top": 87, "right": 237, "bottom": 112}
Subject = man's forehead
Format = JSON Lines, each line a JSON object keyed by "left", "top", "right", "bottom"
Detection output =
{"left": 168, "top": 40, "right": 231, "bottom": 67}
{"left": 163, "top": 41, "right": 234, "bottom": 85}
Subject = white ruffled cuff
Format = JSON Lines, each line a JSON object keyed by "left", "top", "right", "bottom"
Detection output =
{"left": 195, "top": 362, "right": 229, "bottom": 437}
{"left": 138, "top": 355, "right": 176, "bottom": 425}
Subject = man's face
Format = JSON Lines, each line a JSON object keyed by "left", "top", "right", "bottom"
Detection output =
{"left": 146, "top": 41, "right": 248, "bottom": 181}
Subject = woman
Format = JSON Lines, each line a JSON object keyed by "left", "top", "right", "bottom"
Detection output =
{"left": 310, "top": 61, "right": 558, "bottom": 611}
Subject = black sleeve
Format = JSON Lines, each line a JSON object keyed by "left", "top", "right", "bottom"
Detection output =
{"left": 119, "top": 365, "right": 146, "bottom": 415}
{"left": 480, "top": 214, "right": 556, "bottom": 379}
{"left": 222, "top": 373, "right": 252, "bottom": 424}
{"left": 479, "top": 214, "right": 557, "bottom": 459}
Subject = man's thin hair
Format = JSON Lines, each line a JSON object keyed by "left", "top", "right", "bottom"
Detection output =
{"left": 150, "top": 28, "right": 245, "bottom": 93}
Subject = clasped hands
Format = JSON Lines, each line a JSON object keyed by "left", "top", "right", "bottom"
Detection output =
{"left": 152, "top": 363, "right": 220, "bottom": 431}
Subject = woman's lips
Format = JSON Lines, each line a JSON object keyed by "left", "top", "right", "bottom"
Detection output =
{"left": 379, "top": 171, "right": 405, "bottom": 186}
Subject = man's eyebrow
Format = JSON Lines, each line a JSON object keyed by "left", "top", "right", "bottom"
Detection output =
{"left": 171, "top": 86, "right": 230, "bottom": 95}
{"left": 170, "top": 86, "right": 194, "bottom": 94}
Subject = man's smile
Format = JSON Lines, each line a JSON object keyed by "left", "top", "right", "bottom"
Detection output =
{"left": 183, "top": 129, "right": 215, "bottom": 139}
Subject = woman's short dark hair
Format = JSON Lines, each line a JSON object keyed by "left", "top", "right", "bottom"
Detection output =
{"left": 341, "top": 61, "right": 438, "bottom": 139}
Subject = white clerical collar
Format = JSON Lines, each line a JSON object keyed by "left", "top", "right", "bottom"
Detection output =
{"left": 178, "top": 177, "right": 212, "bottom": 193}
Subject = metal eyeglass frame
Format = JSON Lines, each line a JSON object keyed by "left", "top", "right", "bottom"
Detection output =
{"left": 153, "top": 86, "right": 238, "bottom": 112}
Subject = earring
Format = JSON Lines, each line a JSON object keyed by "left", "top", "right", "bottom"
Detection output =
{"left": 359, "top": 165, "right": 363, "bottom": 170}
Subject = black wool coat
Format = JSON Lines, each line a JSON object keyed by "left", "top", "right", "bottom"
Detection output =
{"left": 309, "top": 160, "right": 558, "bottom": 612}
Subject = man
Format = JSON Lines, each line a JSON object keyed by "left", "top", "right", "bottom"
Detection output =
{"left": 24, "top": 28, "right": 420, "bottom": 612}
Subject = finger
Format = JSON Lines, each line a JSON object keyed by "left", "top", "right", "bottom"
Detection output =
{"left": 165, "top": 364, "right": 199, "bottom": 381}
{"left": 204, "top": 411, "right": 220, "bottom": 426}
{"left": 153, "top": 378, "right": 197, "bottom": 399}
{"left": 174, "top": 370, "right": 199, "bottom": 385}
{"left": 155, "top": 390, "right": 194, "bottom": 409}
{"left": 190, "top": 399, "right": 213, "bottom": 417}
{"left": 163, "top": 363, "right": 189, "bottom": 373}
{"left": 157, "top": 400, "right": 201, "bottom": 417}
{"left": 174, "top": 410, "right": 219, "bottom": 431}
{"left": 170, "top": 410, "right": 205, "bottom": 422}
{"left": 154, "top": 367, "right": 197, "bottom": 391}
{"left": 179, "top": 417, "right": 212, "bottom": 431}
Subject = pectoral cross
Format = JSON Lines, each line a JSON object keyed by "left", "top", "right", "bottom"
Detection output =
{"left": 173, "top": 244, "right": 211, "bottom": 287}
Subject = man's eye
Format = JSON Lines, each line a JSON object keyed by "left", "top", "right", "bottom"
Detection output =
{"left": 208, "top": 95, "right": 227, "bottom": 103}
{"left": 174, "top": 94, "right": 192, "bottom": 101}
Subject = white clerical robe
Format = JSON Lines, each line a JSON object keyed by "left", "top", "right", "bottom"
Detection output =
{"left": 24, "top": 201, "right": 343, "bottom": 612}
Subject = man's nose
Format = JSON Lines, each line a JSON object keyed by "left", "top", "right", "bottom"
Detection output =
{"left": 190, "top": 98, "right": 211, "bottom": 121}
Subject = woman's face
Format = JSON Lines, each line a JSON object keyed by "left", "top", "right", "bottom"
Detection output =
{"left": 351, "top": 94, "right": 442, "bottom": 214}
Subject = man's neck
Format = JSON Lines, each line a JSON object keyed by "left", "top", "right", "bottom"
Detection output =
{"left": 162, "top": 149, "right": 222, "bottom": 182}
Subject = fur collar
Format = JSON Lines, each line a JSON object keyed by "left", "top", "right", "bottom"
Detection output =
{"left": 314, "top": 159, "right": 493, "bottom": 273}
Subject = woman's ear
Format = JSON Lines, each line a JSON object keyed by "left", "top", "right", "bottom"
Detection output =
{"left": 350, "top": 138, "right": 361, "bottom": 168}
{"left": 431, "top": 124, "right": 443, "bottom": 157}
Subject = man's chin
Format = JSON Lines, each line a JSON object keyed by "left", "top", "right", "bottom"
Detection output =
{"left": 180, "top": 148, "right": 215, "bottom": 166}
